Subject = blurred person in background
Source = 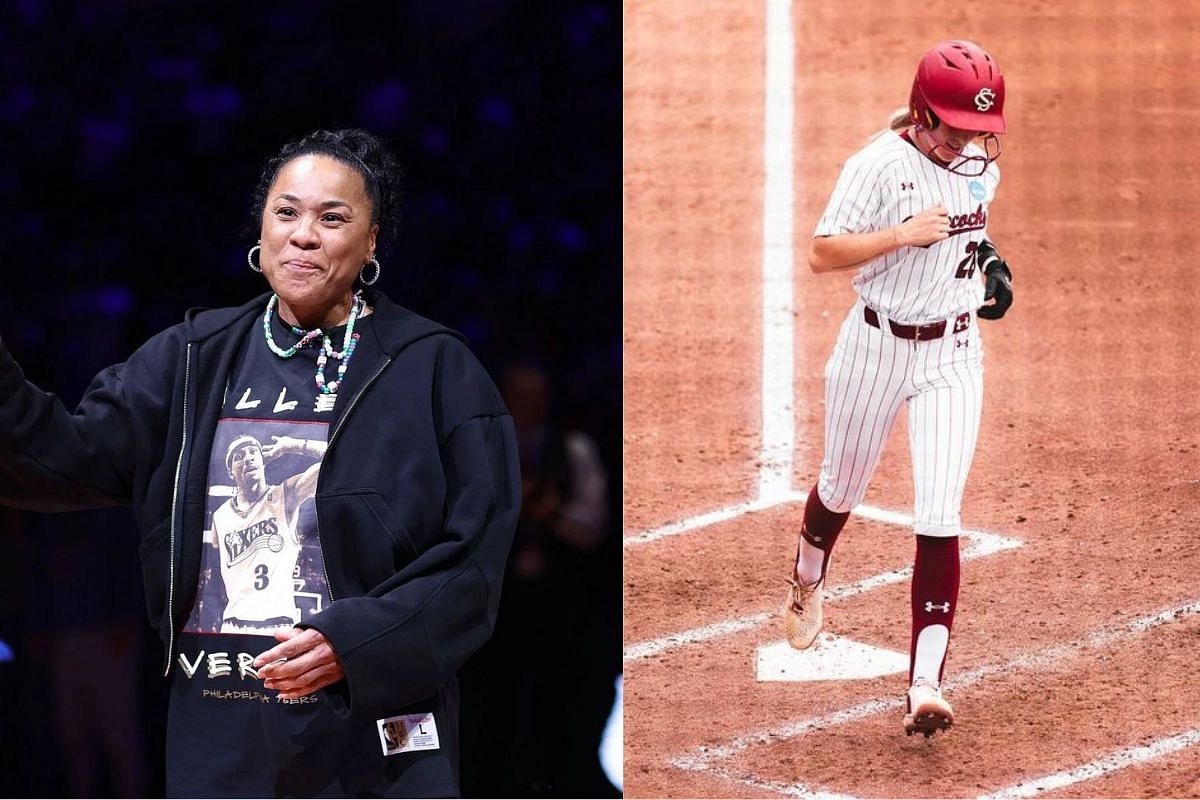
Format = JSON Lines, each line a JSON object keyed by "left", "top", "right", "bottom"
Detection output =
{"left": 506, "top": 361, "right": 609, "bottom": 574}
{"left": 460, "top": 360, "right": 618, "bottom": 798}
{"left": 35, "top": 510, "right": 148, "bottom": 798}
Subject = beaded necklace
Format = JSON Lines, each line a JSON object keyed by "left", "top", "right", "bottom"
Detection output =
{"left": 262, "top": 294, "right": 324, "bottom": 357}
{"left": 262, "top": 292, "right": 366, "bottom": 397}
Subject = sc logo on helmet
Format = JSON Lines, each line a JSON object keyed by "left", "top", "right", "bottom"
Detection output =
{"left": 974, "top": 88, "right": 997, "bottom": 112}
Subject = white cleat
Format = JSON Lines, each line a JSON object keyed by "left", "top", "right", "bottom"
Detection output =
{"left": 903, "top": 678, "right": 954, "bottom": 738}
{"left": 781, "top": 574, "right": 823, "bottom": 650}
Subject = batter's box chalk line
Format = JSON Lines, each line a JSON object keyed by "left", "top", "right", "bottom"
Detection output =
{"left": 623, "top": 490, "right": 806, "bottom": 547}
{"left": 664, "top": 598, "right": 1200, "bottom": 799}
{"left": 976, "top": 726, "right": 1200, "bottom": 799}
{"left": 623, "top": 519, "right": 1022, "bottom": 663}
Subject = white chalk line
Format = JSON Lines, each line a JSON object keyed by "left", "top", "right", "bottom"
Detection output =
{"left": 623, "top": 524, "right": 1021, "bottom": 662}
{"left": 624, "top": 480, "right": 982, "bottom": 550}
{"left": 693, "top": 764, "right": 861, "bottom": 800}
{"left": 977, "top": 727, "right": 1200, "bottom": 799}
{"left": 624, "top": 490, "right": 805, "bottom": 546}
{"left": 667, "top": 597, "right": 1200, "bottom": 778}
{"left": 758, "top": 0, "right": 796, "bottom": 502}
{"left": 850, "top": 504, "right": 914, "bottom": 528}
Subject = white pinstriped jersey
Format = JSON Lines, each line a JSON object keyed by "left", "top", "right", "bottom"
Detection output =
{"left": 814, "top": 130, "right": 999, "bottom": 323}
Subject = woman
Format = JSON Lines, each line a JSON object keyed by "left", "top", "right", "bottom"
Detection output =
{"left": 780, "top": 41, "right": 1014, "bottom": 737}
{"left": 0, "top": 129, "right": 520, "bottom": 796}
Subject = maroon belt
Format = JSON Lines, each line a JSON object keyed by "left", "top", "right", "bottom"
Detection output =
{"left": 863, "top": 306, "right": 970, "bottom": 341}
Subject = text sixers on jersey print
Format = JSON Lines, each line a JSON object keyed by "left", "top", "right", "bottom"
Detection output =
{"left": 223, "top": 517, "right": 286, "bottom": 566}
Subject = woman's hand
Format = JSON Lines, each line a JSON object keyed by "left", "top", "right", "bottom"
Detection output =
{"left": 894, "top": 205, "right": 950, "bottom": 248}
{"left": 254, "top": 627, "right": 346, "bottom": 700}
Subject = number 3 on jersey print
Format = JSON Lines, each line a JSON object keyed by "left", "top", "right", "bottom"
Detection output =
{"left": 254, "top": 564, "right": 269, "bottom": 590}
{"left": 955, "top": 240, "right": 979, "bottom": 280}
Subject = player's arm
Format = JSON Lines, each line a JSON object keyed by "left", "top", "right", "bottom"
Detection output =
{"left": 268, "top": 435, "right": 325, "bottom": 521}
{"left": 810, "top": 205, "right": 951, "bottom": 273}
{"left": 282, "top": 462, "right": 322, "bottom": 523}
{"left": 262, "top": 435, "right": 326, "bottom": 464}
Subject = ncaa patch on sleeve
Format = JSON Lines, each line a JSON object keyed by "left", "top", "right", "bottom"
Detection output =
{"left": 376, "top": 712, "right": 440, "bottom": 756}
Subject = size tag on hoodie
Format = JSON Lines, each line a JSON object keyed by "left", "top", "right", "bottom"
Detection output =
{"left": 377, "top": 712, "right": 440, "bottom": 755}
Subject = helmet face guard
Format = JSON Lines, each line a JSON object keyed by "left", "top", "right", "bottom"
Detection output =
{"left": 912, "top": 124, "right": 1002, "bottom": 177}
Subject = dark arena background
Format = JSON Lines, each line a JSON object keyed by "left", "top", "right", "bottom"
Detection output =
{"left": 0, "top": 2, "right": 620, "bottom": 797}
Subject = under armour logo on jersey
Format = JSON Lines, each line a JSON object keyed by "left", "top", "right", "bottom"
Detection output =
{"left": 974, "top": 88, "right": 996, "bottom": 112}
{"left": 900, "top": 181, "right": 914, "bottom": 191}
{"left": 955, "top": 336, "right": 969, "bottom": 350}
{"left": 925, "top": 601, "right": 950, "bottom": 613}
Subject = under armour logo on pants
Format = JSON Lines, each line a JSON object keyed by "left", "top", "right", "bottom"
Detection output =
{"left": 925, "top": 601, "right": 950, "bottom": 613}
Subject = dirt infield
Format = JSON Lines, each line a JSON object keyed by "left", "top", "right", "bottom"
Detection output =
{"left": 624, "top": 1, "right": 1200, "bottom": 798}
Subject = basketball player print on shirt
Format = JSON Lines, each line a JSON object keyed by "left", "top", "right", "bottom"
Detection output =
{"left": 183, "top": 419, "right": 333, "bottom": 635}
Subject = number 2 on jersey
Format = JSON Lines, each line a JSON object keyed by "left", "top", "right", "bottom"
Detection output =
{"left": 254, "top": 564, "right": 269, "bottom": 590}
{"left": 955, "top": 241, "right": 979, "bottom": 280}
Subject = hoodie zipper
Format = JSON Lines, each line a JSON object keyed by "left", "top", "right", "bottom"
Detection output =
{"left": 163, "top": 342, "right": 193, "bottom": 677}
{"left": 313, "top": 355, "right": 393, "bottom": 600}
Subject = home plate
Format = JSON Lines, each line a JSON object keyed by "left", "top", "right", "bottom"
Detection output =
{"left": 756, "top": 634, "right": 908, "bottom": 682}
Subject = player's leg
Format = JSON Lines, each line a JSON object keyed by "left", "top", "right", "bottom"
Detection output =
{"left": 908, "top": 352, "right": 983, "bottom": 540}
{"left": 793, "top": 485, "right": 849, "bottom": 586}
{"left": 817, "top": 309, "right": 911, "bottom": 518}
{"left": 904, "top": 534, "right": 960, "bottom": 736}
{"left": 784, "top": 307, "right": 909, "bottom": 649}
{"left": 903, "top": 334, "right": 983, "bottom": 734}
{"left": 783, "top": 484, "right": 850, "bottom": 649}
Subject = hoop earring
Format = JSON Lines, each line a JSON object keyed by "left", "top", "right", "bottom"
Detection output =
{"left": 360, "top": 256, "right": 381, "bottom": 286}
{"left": 247, "top": 241, "right": 262, "bottom": 273}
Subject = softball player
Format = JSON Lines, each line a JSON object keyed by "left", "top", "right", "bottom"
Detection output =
{"left": 780, "top": 40, "right": 1014, "bottom": 737}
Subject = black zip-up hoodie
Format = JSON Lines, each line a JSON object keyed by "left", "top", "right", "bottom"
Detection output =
{"left": 0, "top": 289, "right": 520, "bottom": 794}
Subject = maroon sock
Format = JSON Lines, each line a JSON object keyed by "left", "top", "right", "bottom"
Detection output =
{"left": 798, "top": 484, "right": 850, "bottom": 581}
{"left": 909, "top": 534, "right": 960, "bottom": 683}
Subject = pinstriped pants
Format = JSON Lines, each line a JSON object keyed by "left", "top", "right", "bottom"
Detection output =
{"left": 816, "top": 299, "right": 983, "bottom": 537}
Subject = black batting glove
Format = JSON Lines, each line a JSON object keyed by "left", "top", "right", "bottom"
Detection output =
{"left": 976, "top": 240, "right": 1013, "bottom": 320}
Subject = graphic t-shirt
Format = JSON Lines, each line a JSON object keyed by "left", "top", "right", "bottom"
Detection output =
{"left": 167, "top": 307, "right": 397, "bottom": 797}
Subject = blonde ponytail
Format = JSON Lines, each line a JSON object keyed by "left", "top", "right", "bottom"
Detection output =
{"left": 868, "top": 106, "right": 913, "bottom": 144}
{"left": 887, "top": 106, "right": 912, "bottom": 131}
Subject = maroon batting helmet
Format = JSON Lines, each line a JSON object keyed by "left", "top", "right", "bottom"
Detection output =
{"left": 910, "top": 40, "right": 1006, "bottom": 135}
